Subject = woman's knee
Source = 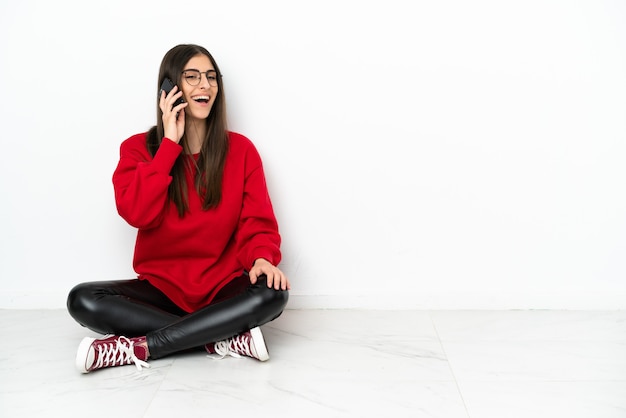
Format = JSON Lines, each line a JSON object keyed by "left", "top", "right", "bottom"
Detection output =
{"left": 249, "top": 281, "right": 289, "bottom": 322}
{"left": 66, "top": 282, "right": 100, "bottom": 322}
{"left": 264, "top": 285, "right": 289, "bottom": 309}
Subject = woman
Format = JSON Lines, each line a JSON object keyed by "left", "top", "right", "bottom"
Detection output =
{"left": 67, "top": 44, "right": 290, "bottom": 373}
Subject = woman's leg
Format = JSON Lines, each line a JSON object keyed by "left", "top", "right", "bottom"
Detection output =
{"left": 147, "top": 276, "right": 288, "bottom": 359}
{"left": 68, "top": 275, "right": 289, "bottom": 371}
{"left": 67, "top": 279, "right": 187, "bottom": 337}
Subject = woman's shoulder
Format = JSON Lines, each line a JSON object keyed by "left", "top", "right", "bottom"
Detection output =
{"left": 228, "top": 131, "right": 260, "bottom": 154}
{"left": 121, "top": 132, "right": 149, "bottom": 147}
{"left": 228, "top": 131, "right": 254, "bottom": 147}
{"left": 227, "top": 131, "right": 263, "bottom": 166}
{"left": 117, "top": 131, "right": 153, "bottom": 160}
{"left": 118, "top": 131, "right": 150, "bottom": 153}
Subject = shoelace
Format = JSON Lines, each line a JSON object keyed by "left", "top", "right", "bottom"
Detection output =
{"left": 210, "top": 334, "right": 254, "bottom": 360}
{"left": 95, "top": 336, "right": 150, "bottom": 371}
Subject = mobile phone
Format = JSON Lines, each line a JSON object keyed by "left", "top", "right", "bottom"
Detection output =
{"left": 160, "top": 78, "right": 185, "bottom": 108}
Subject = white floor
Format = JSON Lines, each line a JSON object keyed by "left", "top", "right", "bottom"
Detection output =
{"left": 1, "top": 309, "right": 625, "bottom": 418}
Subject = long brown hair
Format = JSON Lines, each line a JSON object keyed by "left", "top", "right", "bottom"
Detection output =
{"left": 146, "top": 44, "right": 229, "bottom": 217}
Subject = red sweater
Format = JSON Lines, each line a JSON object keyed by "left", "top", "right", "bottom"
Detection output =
{"left": 112, "top": 131, "right": 281, "bottom": 312}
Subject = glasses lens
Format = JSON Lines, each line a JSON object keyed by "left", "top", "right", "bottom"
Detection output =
{"left": 207, "top": 73, "right": 218, "bottom": 87}
{"left": 183, "top": 70, "right": 201, "bottom": 86}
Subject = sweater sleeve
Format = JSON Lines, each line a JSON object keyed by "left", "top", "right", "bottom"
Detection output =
{"left": 113, "top": 136, "right": 182, "bottom": 229}
{"left": 235, "top": 146, "right": 282, "bottom": 270}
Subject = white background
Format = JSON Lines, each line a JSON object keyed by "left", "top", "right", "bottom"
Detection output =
{"left": 1, "top": 0, "right": 625, "bottom": 309}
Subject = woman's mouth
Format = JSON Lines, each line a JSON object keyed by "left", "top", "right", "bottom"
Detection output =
{"left": 192, "top": 95, "right": 210, "bottom": 104}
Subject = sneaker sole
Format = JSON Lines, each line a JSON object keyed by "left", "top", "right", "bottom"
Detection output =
{"left": 76, "top": 337, "right": 96, "bottom": 373}
{"left": 250, "top": 327, "right": 270, "bottom": 361}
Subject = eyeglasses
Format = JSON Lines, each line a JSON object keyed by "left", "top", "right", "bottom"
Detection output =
{"left": 181, "top": 69, "right": 219, "bottom": 87}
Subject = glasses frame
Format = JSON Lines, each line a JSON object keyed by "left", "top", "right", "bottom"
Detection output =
{"left": 181, "top": 69, "right": 220, "bottom": 87}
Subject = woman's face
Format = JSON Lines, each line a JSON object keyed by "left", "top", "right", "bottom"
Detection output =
{"left": 179, "top": 54, "right": 218, "bottom": 121}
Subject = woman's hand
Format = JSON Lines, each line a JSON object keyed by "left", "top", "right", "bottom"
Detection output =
{"left": 159, "top": 85, "right": 187, "bottom": 143}
{"left": 249, "top": 258, "right": 291, "bottom": 291}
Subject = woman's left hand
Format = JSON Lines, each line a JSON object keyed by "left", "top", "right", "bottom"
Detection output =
{"left": 249, "top": 258, "right": 291, "bottom": 291}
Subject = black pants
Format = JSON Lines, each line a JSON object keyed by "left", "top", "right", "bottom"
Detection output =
{"left": 66, "top": 275, "right": 289, "bottom": 359}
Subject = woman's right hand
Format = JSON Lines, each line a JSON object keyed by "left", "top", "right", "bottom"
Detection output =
{"left": 159, "top": 85, "right": 188, "bottom": 143}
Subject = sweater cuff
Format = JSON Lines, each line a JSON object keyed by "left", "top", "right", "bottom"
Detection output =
{"left": 151, "top": 138, "right": 182, "bottom": 175}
